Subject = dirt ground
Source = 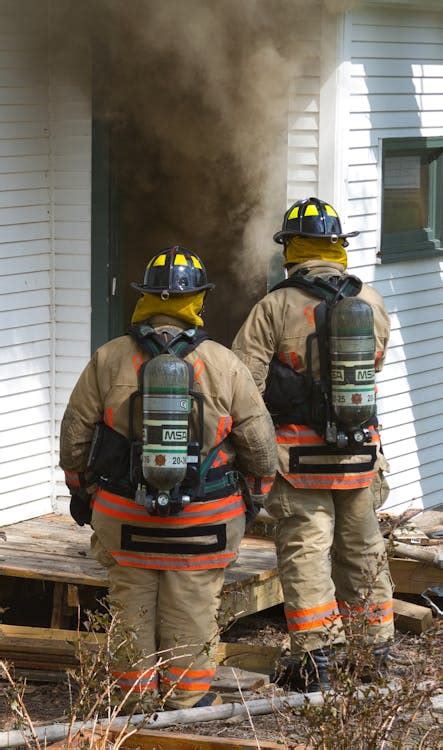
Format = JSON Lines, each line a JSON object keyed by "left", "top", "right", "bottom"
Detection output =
{"left": 1, "top": 606, "right": 442, "bottom": 749}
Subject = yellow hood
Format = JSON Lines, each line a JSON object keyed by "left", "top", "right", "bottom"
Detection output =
{"left": 284, "top": 236, "right": 347, "bottom": 270}
{"left": 131, "top": 291, "right": 206, "bottom": 327}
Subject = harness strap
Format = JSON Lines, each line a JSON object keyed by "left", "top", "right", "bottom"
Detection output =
{"left": 127, "top": 324, "right": 209, "bottom": 358}
{"left": 270, "top": 270, "right": 362, "bottom": 303}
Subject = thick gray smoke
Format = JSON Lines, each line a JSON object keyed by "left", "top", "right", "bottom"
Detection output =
{"left": 52, "top": 0, "right": 354, "bottom": 342}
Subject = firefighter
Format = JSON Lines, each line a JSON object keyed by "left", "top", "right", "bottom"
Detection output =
{"left": 232, "top": 198, "right": 394, "bottom": 691}
{"left": 60, "top": 246, "right": 276, "bottom": 710}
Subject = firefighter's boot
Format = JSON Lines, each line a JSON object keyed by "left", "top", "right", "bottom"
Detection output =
{"left": 276, "top": 648, "right": 332, "bottom": 692}
{"left": 361, "top": 642, "right": 390, "bottom": 683}
{"left": 192, "top": 692, "right": 223, "bottom": 708}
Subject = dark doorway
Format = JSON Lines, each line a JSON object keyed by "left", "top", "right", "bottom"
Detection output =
{"left": 91, "top": 115, "right": 274, "bottom": 351}
{"left": 90, "top": 10, "right": 288, "bottom": 352}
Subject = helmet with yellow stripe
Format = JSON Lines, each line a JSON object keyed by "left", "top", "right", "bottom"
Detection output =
{"left": 273, "top": 197, "right": 359, "bottom": 247}
{"left": 131, "top": 246, "right": 215, "bottom": 296}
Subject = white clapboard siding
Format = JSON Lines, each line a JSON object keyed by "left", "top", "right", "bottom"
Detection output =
{"left": 287, "top": 66, "right": 320, "bottom": 202}
{"left": 51, "top": 14, "right": 92, "bottom": 510}
{"left": 0, "top": 1, "right": 52, "bottom": 523}
{"left": 0, "top": 0, "right": 91, "bottom": 524}
{"left": 344, "top": 3, "right": 443, "bottom": 510}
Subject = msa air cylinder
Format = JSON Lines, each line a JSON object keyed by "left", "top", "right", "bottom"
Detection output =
{"left": 142, "top": 353, "right": 191, "bottom": 490}
{"left": 329, "top": 297, "right": 376, "bottom": 431}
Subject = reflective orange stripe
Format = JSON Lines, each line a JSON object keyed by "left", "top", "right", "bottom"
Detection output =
{"left": 104, "top": 407, "right": 113, "bottom": 427}
{"left": 285, "top": 600, "right": 341, "bottom": 632}
{"left": 167, "top": 667, "right": 215, "bottom": 678}
{"left": 112, "top": 549, "right": 236, "bottom": 571}
{"left": 93, "top": 488, "right": 245, "bottom": 526}
{"left": 193, "top": 357, "right": 205, "bottom": 384}
{"left": 338, "top": 600, "right": 393, "bottom": 625}
{"left": 214, "top": 415, "right": 233, "bottom": 446}
{"left": 289, "top": 352, "right": 300, "bottom": 369}
{"left": 286, "top": 600, "right": 339, "bottom": 619}
{"left": 276, "top": 425, "right": 324, "bottom": 445}
{"left": 277, "top": 424, "right": 380, "bottom": 446}
{"left": 212, "top": 448, "right": 229, "bottom": 469}
{"left": 132, "top": 353, "right": 144, "bottom": 373}
{"left": 112, "top": 667, "right": 158, "bottom": 693}
{"left": 303, "top": 304, "right": 315, "bottom": 325}
{"left": 162, "top": 666, "right": 215, "bottom": 692}
{"left": 285, "top": 471, "right": 375, "bottom": 490}
{"left": 245, "top": 474, "right": 275, "bottom": 494}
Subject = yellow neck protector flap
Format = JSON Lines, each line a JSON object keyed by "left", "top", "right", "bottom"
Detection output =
{"left": 131, "top": 291, "right": 205, "bottom": 327}
{"left": 284, "top": 236, "right": 347, "bottom": 269}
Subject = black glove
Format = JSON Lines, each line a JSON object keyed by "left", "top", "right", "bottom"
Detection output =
{"left": 70, "top": 491, "right": 92, "bottom": 526}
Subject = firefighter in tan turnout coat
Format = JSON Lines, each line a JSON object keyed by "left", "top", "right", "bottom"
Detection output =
{"left": 232, "top": 198, "right": 394, "bottom": 690}
{"left": 60, "top": 246, "right": 276, "bottom": 709}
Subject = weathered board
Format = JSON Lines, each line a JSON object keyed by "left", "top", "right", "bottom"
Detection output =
{"left": 0, "top": 624, "right": 281, "bottom": 676}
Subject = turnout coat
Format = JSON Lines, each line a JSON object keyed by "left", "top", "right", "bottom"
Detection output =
{"left": 232, "top": 260, "right": 390, "bottom": 491}
{"left": 60, "top": 315, "right": 277, "bottom": 571}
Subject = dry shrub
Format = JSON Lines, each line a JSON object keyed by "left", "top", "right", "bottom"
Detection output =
{"left": 295, "top": 590, "right": 442, "bottom": 749}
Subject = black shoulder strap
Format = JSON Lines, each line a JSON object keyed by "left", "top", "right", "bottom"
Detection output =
{"left": 270, "top": 271, "right": 362, "bottom": 305}
{"left": 127, "top": 324, "right": 209, "bottom": 359}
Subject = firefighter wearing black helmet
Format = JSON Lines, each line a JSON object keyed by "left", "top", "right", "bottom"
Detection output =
{"left": 233, "top": 199, "right": 394, "bottom": 691}
{"left": 60, "top": 245, "right": 276, "bottom": 710}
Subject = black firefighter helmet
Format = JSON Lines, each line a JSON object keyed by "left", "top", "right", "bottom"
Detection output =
{"left": 131, "top": 246, "right": 215, "bottom": 297}
{"left": 273, "top": 197, "right": 359, "bottom": 247}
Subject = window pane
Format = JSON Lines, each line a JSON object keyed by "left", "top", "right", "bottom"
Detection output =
{"left": 383, "top": 154, "right": 428, "bottom": 233}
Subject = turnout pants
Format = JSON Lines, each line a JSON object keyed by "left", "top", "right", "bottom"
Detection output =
{"left": 265, "top": 474, "right": 394, "bottom": 657}
{"left": 91, "top": 534, "right": 224, "bottom": 709}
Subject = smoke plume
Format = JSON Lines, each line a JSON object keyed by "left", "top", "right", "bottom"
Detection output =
{"left": 53, "top": 0, "right": 351, "bottom": 342}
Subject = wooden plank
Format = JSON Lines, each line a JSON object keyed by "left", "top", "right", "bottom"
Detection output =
{"left": 393, "top": 598, "right": 434, "bottom": 634}
{"left": 0, "top": 626, "right": 281, "bottom": 676}
{"left": 0, "top": 548, "right": 107, "bottom": 586}
{"left": 119, "top": 729, "right": 294, "bottom": 750}
{"left": 217, "top": 642, "right": 280, "bottom": 674}
{"left": 389, "top": 557, "right": 443, "bottom": 594}
{"left": 212, "top": 666, "right": 268, "bottom": 691}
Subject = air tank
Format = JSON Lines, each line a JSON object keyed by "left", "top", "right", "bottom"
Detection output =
{"left": 329, "top": 297, "right": 376, "bottom": 430}
{"left": 142, "top": 353, "right": 191, "bottom": 490}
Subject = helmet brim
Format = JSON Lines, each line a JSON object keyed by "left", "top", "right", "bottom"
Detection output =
{"left": 131, "top": 282, "right": 215, "bottom": 295}
{"left": 273, "top": 229, "right": 360, "bottom": 245}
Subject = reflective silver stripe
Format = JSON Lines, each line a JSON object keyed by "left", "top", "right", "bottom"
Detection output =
{"left": 184, "top": 498, "right": 244, "bottom": 519}
{"left": 94, "top": 496, "right": 149, "bottom": 517}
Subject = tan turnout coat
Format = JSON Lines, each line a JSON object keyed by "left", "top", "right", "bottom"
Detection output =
{"left": 232, "top": 260, "right": 390, "bottom": 490}
{"left": 60, "top": 315, "right": 277, "bottom": 570}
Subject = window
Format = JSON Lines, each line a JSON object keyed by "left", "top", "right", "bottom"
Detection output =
{"left": 380, "top": 137, "right": 443, "bottom": 263}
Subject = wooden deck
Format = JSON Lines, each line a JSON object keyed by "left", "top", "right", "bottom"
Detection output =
{"left": 0, "top": 514, "right": 283, "bottom": 625}
{"left": 1, "top": 513, "right": 441, "bottom": 630}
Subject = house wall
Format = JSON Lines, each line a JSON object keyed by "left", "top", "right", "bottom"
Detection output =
{"left": 287, "top": 26, "right": 321, "bottom": 204}
{"left": 341, "top": 3, "right": 443, "bottom": 511}
{"left": 0, "top": 0, "right": 91, "bottom": 524}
